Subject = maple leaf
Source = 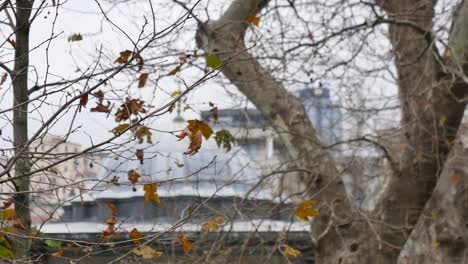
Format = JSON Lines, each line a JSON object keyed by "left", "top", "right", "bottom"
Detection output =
{"left": 115, "top": 50, "right": 132, "bottom": 64}
{"left": 143, "top": 183, "right": 160, "bottom": 204}
{"left": 295, "top": 200, "right": 320, "bottom": 221}
{"left": 136, "top": 149, "right": 144, "bottom": 164}
{"left": 79, "top": 93, "right": 88, "bottom": 112}
{"left": 184, "top": 130, "right": 202, "bottom": 156}
{"left": 129, "top": 228, "right": 144, "bottom": 244}
{"left": 201, "top": 216, "right": 225, "bottom": 233}
{"left": 90, "top": 102, "right": 111, "bottom": 113}
{"left": 178, "top": 234, "right": 192, "bottom": 254}
{"left": 138, "top": 73, "right": 149, "bottom": 88}
{"left": 134, "top": 125, "right": 152, "bottom": 144}
{"left": 281, "top": 244, "right": 301, "bottom": 258}
{"left": 107, "top": 203, "right": 118, "bottom": 215}
{"left": 0, "top": 73, "right": 7, "bottom": 85}
{"left": 128, "top": 170, "right": 140, "bottom": 185}
{"left": 133, "top": 245, "right": 162, "bottom": 259}
{"left": 187, "top": 120, "right": 213, "bottom": 140}
{"left": 246, "top": 15, "right": 260, "bottom": 26}
{"left": 115, "top": 98, "right": 146, "bottom": 122}
{"left": 214, "top": 130, "right": 235, "bottom": 152}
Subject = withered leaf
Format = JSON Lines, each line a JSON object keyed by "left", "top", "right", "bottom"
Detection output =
{"left": 79, "top": 93, "right": 88, "bottom": 112}
{"left": 143, "top": 183, "right": 160, "bottom": 204}
{"left": 115, "top": 50, "right": 132, "bottom": 64}
{"left": 178, "top": 234, "right": 192, "bottom": 254}
{"left": 90, "top": 102, "right": 111, "bottom": 113}
{"left": 133, "top": 245, "right": 162, "bottom": 259}
{"left": 129, "top": 228, "right": 144, "bottom": 244}
{"left": 128, "top": 169, "right": 140, "bottom": 185}
{"left": 138, "top": 73, "right": 149, "bottom": 88}
{"left": 136, "top": 149, "right": 144, "bottom": 164}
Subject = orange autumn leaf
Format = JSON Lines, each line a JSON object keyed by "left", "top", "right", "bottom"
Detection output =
{"left": 129, "top": 228, "right": 144, "bottom": 244}
{"left": 143, "top": 183, "right": 160, "bottom": 204}
{"left": 295, "top": 200, "right": 320, "bottom": 221}
{"left": 102, "top": 225, "right": 115, "bottom": 237}
{"left": 178, "top": 233, "right": 192, "bottom": 254}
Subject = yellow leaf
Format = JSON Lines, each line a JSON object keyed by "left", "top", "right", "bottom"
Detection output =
{"left": 444, "top": 49, "right": 452, "bottom": 58}
{"left": 295, "top": 200, "right": 320, "bottom": 221}
{"left": 246, "top": 15, "right": 260, "bottom": 26}
{"left": 432, "top": 241, "right": 440, "bottom": 248}
{"left": 111, "top": 123, "right": 130, "bottom": 135}
{"left": 143, "top": 183, "right": 160, "bottom": 204}
{"left": 171, "top": 91, "right": 181, "bottom": 97}
{"left": 52, "top": 248, "right": 64, "bottom": 258}
{"left": 133, "top": 245, "right": 162, "bottom": 259}
{"left": 178, "top": 234, "right": 192, "bottom": 254}
{"left": 282, "top": 244, "right": 300, "bottom": 257}
{"left": 129, "top": 228, "right": 144, "bottom": 244}
{"left": 0, "top": 209, "right": 15, "bottom": 221}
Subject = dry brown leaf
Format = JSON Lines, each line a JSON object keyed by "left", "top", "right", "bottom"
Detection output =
{"left": 138, "top": 73, "right": 149, "bottom": 88}
{"left": 128, "top": 169, "right": 140, "bottom": 185}
{"left": 133, "top": 245, "right": 162, "bottom": 259}
{"left": 136, "top": 149, "right": 144, "bottom": 164}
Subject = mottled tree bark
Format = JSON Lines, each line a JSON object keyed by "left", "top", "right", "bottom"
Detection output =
{"left": 10, "top": 0, "right": 33, "bottom": 260}
{"left": 195, "top": 0, "right": 468, "bottom": 263}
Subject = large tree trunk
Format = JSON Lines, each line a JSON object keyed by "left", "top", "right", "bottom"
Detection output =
{"left": 195, "top": 0, "right": 468, "bottom": 263}
{"left": 195, "top": 1, "right": 395, "bottom": 263}
{"left": 10, "top": 0, "right": 33, "bottom": 260}
{"left": 398, "top": 126, "right": 468, "bottom": 263}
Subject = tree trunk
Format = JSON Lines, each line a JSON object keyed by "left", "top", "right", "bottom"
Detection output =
{"left": 10, "top": 0, "right": 33, "bottom": 260}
